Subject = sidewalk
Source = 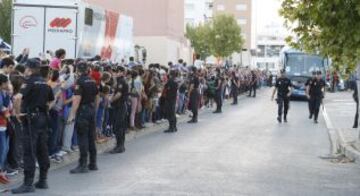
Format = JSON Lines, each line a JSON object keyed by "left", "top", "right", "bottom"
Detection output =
{"left": 322, "top": 91, "right": 360, "bottom": 164}
{"left": 0, "top": 89, "right": 266, "bottom": 192}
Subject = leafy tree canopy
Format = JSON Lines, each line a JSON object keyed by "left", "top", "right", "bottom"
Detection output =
{"left": 280, "top": 0, "right": 360, "bottom": 72}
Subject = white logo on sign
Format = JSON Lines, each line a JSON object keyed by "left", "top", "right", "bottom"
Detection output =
{"left": 19, "top": 16, "right": 38, "bottom": 29}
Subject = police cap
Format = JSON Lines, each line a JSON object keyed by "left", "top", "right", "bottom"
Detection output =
{"left": 25, "top": 58, "right": 41, "bottom": 69}
{"left": 76, "top": 62, "right": 88, "bottom": 73}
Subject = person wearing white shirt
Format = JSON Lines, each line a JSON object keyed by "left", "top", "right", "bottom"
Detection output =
{"left": 193, "top": 54, "right": 203, "bottom": 70}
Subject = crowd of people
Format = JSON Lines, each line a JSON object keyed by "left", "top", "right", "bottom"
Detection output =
{"left": 0, "top": 48, "right": 268, "bottom": 193}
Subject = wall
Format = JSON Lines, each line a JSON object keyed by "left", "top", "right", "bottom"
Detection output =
{"left": 85, "top": 0, "right": 184, "bottom": 41}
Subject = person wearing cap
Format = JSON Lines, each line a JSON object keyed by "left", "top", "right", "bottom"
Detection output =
{"left": 305, "top": 71, "right": 317, "bottom": 119}
{"left": 67, "top": 62, "right": 99, "bottom": 174}
{"left": 271, "top": 69, "right": 292, "bottom": 123}
{"left": 306, "top": 71, "right": 325, "bottom": 123}
{"left": 12, "top": 58, "right": 55, "bottom": 194}
{"left": 213, "top": 69, "right": 225, "bottom": 113}
{"left": 188, "top": 67, "right": 200, "bottom": 123}
{"left": 110, "top": 66, "right": 129, "bottom": 153}
{"left": 248, "top": 70, "right": 258, "bottom": 98}
{"left": 163, "top": 70, "right": 178, "bottom": 133}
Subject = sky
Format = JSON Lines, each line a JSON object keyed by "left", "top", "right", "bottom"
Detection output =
{"left": 254, "top": 0, "right": 287, "bottom": 33}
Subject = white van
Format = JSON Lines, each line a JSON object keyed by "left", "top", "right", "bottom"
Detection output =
{"left": 12, "top": 0, "right": 134, "bottom": 61}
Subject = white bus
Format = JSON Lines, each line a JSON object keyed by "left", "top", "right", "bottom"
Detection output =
{"left": 12, "top": 0, "right": 134, "bottom": 61}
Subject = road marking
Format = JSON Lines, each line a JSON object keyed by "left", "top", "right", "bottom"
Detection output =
{"left": 323, "top": 106, "right": 334, "bottom": 129}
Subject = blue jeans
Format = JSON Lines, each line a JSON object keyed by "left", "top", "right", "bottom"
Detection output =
{"left": 177, "top": 93, "right": 186, "bottom": 114}
{"left": 0, "top": 131, "right": 9, "bottom": 170}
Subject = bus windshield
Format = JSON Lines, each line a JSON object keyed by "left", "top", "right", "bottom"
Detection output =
{"left": 285, "top": 53, "right": 324, "bottom": 77}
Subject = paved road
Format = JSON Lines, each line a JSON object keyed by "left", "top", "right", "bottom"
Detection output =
{"left": 12, "top": 89, "right": 360, "bottom": 196}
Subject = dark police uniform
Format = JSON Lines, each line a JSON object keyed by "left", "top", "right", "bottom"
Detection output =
{"left": 110, "top": 75, "right": 129, "bottom": 153}
{"left": 214, "top": 75, "right": 224, "bottom": 113}
{"left": 72, "top": 72, "right": 98, "bottom": 172}
{"left": 305, "top": 76, "right": 316, "bottom": 118}
{"left": 308, "top": 78, "right": 325, "bottom": 123}
{"left": 275, "top": 76, "right": 292, "bottom": 122}
{"left": 248, "top": 71, "right": 257, "bottom": 97}
{"left": 12, "top": 59, "right": 54, "bottom": 194}
{"left": 188, "top": 75, "right": 200, "bottom": 123}
{"left": 164, "top": 76, "right": 178, "bottom": 132}
{"left": 231, "top": 76, "right": 239, "bottom": 104}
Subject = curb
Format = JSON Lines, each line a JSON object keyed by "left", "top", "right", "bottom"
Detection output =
{"left": 0, "top": 90, "right": 262, "bottom": 190}
{"left": 322, "top": 104, "right": 360, "bottom": 164}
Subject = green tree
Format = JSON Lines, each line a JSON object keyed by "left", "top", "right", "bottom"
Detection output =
{"left": 0, "top": 0, "right": 12, "bottom": 43}
{"left": 185, "top": 23, "right": 212, "bottom": 60}
{"left": 208, "top": 14, "right": 244, "bottom": 60}
{"left": 280, "top": 0, "right": 360, "bottom": 71}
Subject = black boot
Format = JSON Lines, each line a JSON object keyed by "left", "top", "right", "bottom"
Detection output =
{"left": 110, "top": 146, "right": 125, "bottom": 154}
{"left": 187, "top": 118, "right": 197, "bottom": 123}
{"left": 88, "top": 164, "right": 99, "bottom": 171}
{"left": 12, "top": 184, "right": 35, "bottom": 194}
{"left": 70, "top": 165, "right": 89, "bottom": 174}
{"left": 277, "top": 116, "right": 282, "bottom": 123}
{"left": 35, "top": 180, "right": 48, "bottom": 189}
{"left": 164, "top": 127, "right": 175, "bottom": 133}
{"left": 35, "top": 170, "right": 49, "bottom": 189}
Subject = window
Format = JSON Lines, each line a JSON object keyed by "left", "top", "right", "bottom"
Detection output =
{"left": 217, "top": 4, "right": 225, "bottom": 11}
{"left": 85, "top": 8, "right": 93, "bottom": 26}
{"left": 236, "top": 4, "right": 247, "bottom": 11}
{"left": 237, "top": 19, "right": 247, "bottom": 25}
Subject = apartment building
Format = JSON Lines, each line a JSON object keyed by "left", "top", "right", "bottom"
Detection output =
{"left": 185, "top": 0, "right": 213, "bottom": 27}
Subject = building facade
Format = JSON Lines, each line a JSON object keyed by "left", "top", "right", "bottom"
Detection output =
{"left": 252, "top": 24, "right": 286, "bottom": 73}
{"left": 86, "top": 0, "right": 191, "bottom": 65}
{"left": 184, "top": 0, "right": 213, "bottom": 27}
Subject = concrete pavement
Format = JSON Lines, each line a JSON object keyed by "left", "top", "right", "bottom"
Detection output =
{"left": 322, "top": 91, "right": 360, "bottom": 163}
{"left": 4, "top": 89, "right": 360, "bottom": 195}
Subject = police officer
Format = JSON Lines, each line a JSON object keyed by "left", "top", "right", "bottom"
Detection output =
{"left": 164, "top": 70, "right": 178, "bottom": 133}
{"left": 305, "top": 71, "right": 317, "bottom": 119}
{"left": 12, "top": 59, "right": 54, "bottom": 194}
{"left": 214, "top": 70, "right": 224, "bottom": 113}
{"left": 67, "top": 62, "right": 99, "bottom": 174}
{"left": 306, "top": 71, "right": 325, "bottom": 123}
{"left": 188, "top": 67, "right": 200, "bottom": 123}
{"left": 110, "top": 66, "right": 129, "bottom": 154}
{"left": 271, "top": 69, "right": 292, "bottom": 123}
{"left": 231, "top": 71, "right": 240, "bottom": 105}
{"left": 248, "top": 70, "right": 258, "bottom": 98}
